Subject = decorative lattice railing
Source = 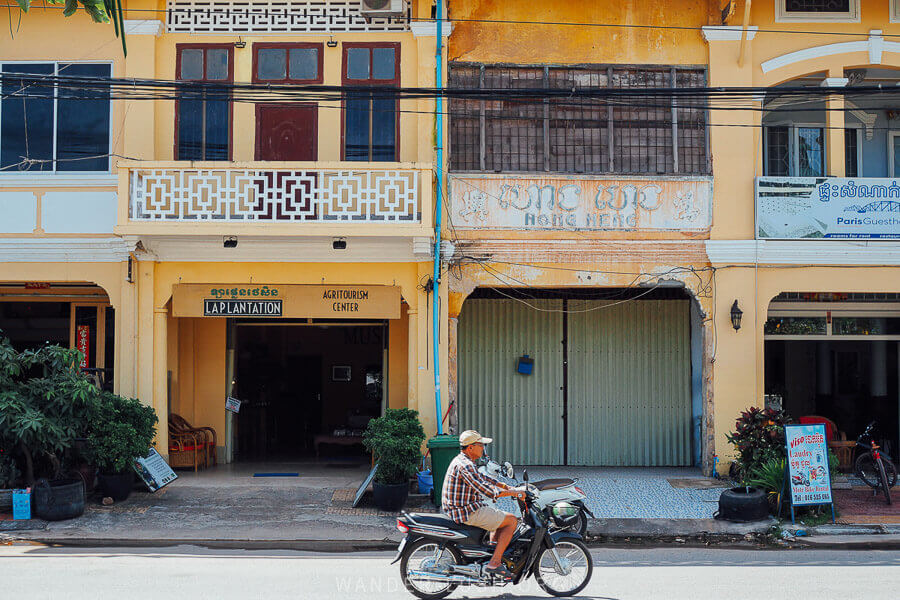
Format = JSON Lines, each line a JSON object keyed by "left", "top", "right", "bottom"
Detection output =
{"left": 129, "top": 166, "right": 421, "bottom": 223}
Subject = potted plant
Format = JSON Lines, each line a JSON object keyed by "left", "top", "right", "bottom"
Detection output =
{"left": 0, "top": 333, "right": 103, "bottom": 520}
{"left": 363, "top": 408, "right": 426, "bottom": 511}
{"left": 717, "top": 406, "right": 793, "bottom": 522}
{"left": 86, "top": 392, "right": 157, "bottom": 502}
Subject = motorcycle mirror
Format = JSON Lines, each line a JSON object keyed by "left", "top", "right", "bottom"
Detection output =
{"left": 503, "top": 461, "right": 514, "bottom": 479}
{"left": 523, "top": 469, "right": 529, "bottom": 482}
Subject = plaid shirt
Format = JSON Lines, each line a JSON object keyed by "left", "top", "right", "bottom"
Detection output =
{"left": 441, "top": 452, "right": 510, "bottom": 523}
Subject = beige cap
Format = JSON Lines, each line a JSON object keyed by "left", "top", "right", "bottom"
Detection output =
{"left": 459, "top": 430, "right": 493, "bottom": 446}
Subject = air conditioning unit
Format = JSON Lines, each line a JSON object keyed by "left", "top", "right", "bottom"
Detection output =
{"left": 360, "top": 0, "right": 405, "bottom": 17}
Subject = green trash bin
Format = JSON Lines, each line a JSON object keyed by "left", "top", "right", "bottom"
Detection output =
{"left": 427, "top": 434, "right": 460, "bottom": 506}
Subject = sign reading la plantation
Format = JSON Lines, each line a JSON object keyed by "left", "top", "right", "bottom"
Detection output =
{"left": 449, "top": 174, "right": 713, "bottom": 231}
{"left": 173, "top": 284, "right": 401, "bottom": 319}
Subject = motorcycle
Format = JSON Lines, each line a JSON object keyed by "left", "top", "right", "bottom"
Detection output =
{"left": 393, "top": 471, "right": 593, "bottom": 599}
{"left": 479, "top": 458, "right": 593, "bottom": 536}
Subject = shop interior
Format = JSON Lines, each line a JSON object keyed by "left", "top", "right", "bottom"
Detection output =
{"left": 231, "top": 322, "right": 386, "bottom": 462}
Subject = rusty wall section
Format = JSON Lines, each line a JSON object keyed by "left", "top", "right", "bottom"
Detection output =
{"left": 449, "top": 0, "right": 713, "bottom": 65}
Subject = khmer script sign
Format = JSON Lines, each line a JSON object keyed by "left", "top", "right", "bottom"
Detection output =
{"left": 448, "top": 175, "right": 712, "bottom": 231}
{"left": 757, "top": 177, "right": 900, "bottom": 240}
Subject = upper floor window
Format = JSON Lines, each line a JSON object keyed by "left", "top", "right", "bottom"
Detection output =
{"left": 342, "top": 43, "right": 400, "bottom": 161}
{"left": 0, "top": 62, "right": 111, "bottom": 172}
{"left": 449, "top": 64, "right": 709, "bottom": 175}
{"left": 176, "top": 45, "right": 233, "bottom": 160}
{"left": 776, "top": 0, "right": 859, "bottom": 22}
{"left": 253, "top": 43, "right": 323, "bottom": 83}
{"left": 764, "top": 125, "right": 861, "bottom": 177}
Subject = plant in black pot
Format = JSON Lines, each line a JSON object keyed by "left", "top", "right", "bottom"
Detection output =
{"left": 363, "top": 408, "right": 426, "bottom": 512}
{"left": 86, "top": 392, "right": 158, "bottom": 502}
{"left": 0, "top": 333, "right": 103, "bottom": 520}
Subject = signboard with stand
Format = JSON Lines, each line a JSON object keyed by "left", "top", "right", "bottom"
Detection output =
{"left": 782, "top": 423, "right": 835, "bottom": 524}
{"left": 134, "top": 448, "right": 178, "bottom": 492}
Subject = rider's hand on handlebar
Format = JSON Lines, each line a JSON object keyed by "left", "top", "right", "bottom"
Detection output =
{"left": 497, "top": 488, "right": 527, "bottom": 501}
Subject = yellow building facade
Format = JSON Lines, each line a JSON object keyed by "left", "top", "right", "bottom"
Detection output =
{"left": 2, "top": 1, "right": 899, "bottom": 473}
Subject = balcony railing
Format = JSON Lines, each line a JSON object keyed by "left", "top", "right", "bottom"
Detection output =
{"left": 123, "top": 162, "right": 428, "bottom": 226}
{"left": 756, "top": 176, "right": 900, "bottom": 240}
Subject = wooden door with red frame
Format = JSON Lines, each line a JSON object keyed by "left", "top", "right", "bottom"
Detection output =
{"left": 255, "top": 104, "right": 318, "bottom": 161}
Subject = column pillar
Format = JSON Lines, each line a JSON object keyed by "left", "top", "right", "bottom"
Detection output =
{"left": 823, "top": 75, "right": 848, "bottom": 177}
{"left": 407, "top": 306, "right": 418, "bottom": 413}
{"left": 153, "top": 306, "right": 169, "bottom": 459}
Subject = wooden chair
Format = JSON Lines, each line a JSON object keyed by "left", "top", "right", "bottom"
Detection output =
{"left": 799, "top": 415, "right": 855, "bottom": 471}
{"left": 168, "top": 428, "right": 204, "bottom": 472}
{"left": 169, "top": 414, "right": 218, "bottom": 467}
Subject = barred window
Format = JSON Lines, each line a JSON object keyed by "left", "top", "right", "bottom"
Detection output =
{"left": 449, "top": 63, "right": 709, "bottom": 175}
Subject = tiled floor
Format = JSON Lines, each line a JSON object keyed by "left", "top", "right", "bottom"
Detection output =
{"left": 492, "top": 466, "right": 725, "bottom": 519}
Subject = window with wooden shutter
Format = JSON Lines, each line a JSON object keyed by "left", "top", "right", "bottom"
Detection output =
{"left": 449, "top": 63, "right": 709, "bottom": 176}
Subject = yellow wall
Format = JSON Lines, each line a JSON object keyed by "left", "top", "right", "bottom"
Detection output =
{"left": 449, "top": 0, "right": 712, "bottom": 65}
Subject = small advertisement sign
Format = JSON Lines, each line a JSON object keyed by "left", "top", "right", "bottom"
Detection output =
{"left": 785, "top": 424, "right": 833, "bottom": 507}
{"left": 134, "top": 448, "right": 178, "bottom": 492}
{"left": 757, "top": 177, "right": 900, "bottom": 239}
{"left": 225, "top": 396, "right": 242, "bottom": 414}
{"left": 76, "top": 325, "right": 90, "bottom": 369}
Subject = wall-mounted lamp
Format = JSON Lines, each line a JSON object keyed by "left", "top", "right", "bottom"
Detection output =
{"left": 223, "top": 236, "right": 238, "bottom": 248}
{"left": 234, "top": 37, "right": 246, "bottom": 49}
{"left": 730, "top": 300, "right": 743, "bottom": 331}
{"left": 332, "top": 237, "right": 347, "bottom": 250}
{"left": 326, "top": 37, "right": 339, "bottom": 48}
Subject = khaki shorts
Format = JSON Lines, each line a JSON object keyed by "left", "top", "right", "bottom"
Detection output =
{"left": 463, "top": 505, "right": 508, "bottom": 531}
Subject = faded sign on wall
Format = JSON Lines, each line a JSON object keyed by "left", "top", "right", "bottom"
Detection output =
{"left": 448, "top": 175, "right": 712, "bottom": 231}
{"left": 757, "top": 177, "right": 900, "bottom": 239}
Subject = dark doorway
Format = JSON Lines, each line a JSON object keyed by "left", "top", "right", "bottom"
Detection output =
{"left": 255, "top": 104, "right": 317, "bottom": 161}
{"left": 233, "top": 323, "right": 385, "bottom": 461}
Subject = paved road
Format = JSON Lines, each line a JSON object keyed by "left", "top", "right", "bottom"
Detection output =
{"left": 1, "top": 544, "right": 898, "bottom": 599}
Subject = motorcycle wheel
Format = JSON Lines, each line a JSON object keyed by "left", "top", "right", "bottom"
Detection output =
{"left": 400, "top": 538, "right": 463, "bottom": 600}
{"left": 570, "top": 510, "right": 588, "bottom": 537}
{"left": 534, "top": 539, "right": 593, "bottom": 597}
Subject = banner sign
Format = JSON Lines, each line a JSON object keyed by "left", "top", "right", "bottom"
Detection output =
{"left": 134, "top": 448, "right": 178, "bottom": 492}
{"left": 449, "top": 174, "right": 712, "bottom": 232}
{"left": 173, "top": 284, "right": 401, "bottom": 319}
{"left": 76, "top": 325, "right": 90, "bottom": 368}
{"left": 785, "top": 424, "right": 833, "bottom": 507}
{"left": 757, "top": 177, "right": 900, "bottom": 239}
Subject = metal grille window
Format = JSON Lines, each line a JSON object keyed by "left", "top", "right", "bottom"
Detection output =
{"left": 785, "top": 0, "right": 850, "bottom": 12}
{"left": 449, "top": 63, "right": 709, "bottom": 175}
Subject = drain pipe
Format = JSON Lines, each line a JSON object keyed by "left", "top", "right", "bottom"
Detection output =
{"left": 432, "top": 0, "right": 444, "bottom": 435}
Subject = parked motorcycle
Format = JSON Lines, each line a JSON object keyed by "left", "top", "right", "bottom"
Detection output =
{"left": 393, "top": 472, "right": 593, "bottom": 599}
{"left": 479, "top": 458, "right": 593, "bottom": 536}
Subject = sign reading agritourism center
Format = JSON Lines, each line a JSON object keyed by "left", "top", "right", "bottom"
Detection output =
{"left": 172, "top": 284, "right": 401, "bottom": 320}
{"left": 785, "top": 424, "right": 834, "bottom": 507}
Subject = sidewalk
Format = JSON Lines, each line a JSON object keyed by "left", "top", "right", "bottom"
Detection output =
{"left": 2, "top": 465, "right": 898, "bottom": 550}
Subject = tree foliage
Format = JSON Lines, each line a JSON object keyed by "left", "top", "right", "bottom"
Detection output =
{"left": 14, "top": 0, "right": 126, "bottom": 54}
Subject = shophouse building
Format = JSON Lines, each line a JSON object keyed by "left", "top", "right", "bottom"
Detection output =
{"left": 2, "top": 1, "right": 898, "bottom": 475}
{"left": 0, "top": 0, "right": 448, "bottom": 464}
{"left": 444, "top": 0, "right": 900, "bottom": 472}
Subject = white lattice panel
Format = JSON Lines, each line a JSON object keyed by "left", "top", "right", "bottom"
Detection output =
{"left": 130, "top": 168, "right": 420, "bottom": 222}
{"left": 167, "top": 1, "right": 411, "bottom": 33}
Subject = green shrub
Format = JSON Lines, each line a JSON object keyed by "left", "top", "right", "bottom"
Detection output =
{"left": 748, "top": 457, "right": 786, "bottom": 510}
{"left": 726, "top": 406, "right": 792, "bottom": 484}
{"left": 363, "top": 408, "right": 426, "bottom": 485}
{"left": 86, "top": 392, "right": 157, "bottom": 474}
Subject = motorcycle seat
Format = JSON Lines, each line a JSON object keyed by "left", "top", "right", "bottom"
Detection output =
{"left": 405, "top": 512, "right": 486, "bottom": 537}
{"left": 532, "top": 478, "right": 575, "bottom": 491}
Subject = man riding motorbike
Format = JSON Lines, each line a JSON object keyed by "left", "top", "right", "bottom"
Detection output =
{"left": 441, "top": 430, "right": 526, "bottom": 580}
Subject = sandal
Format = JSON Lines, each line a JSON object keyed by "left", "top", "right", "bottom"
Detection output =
{"left": 483, "top": 563, "right": 514, "bottom": 580}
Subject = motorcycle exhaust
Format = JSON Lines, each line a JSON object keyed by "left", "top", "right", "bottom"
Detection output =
{"left": 406, "top": 570, "right": 481, "bottom": 585}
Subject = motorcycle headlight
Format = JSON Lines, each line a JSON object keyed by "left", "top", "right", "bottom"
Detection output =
{"left": 549, "top": 501, "right": 580, "bottom": 527}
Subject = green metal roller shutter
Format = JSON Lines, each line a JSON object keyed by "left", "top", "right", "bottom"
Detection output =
{"left": 567, "top": 299, "right": 692, "bottom": 466}
{"left": 458, "top": 299, "right": 564, "bottom": 465}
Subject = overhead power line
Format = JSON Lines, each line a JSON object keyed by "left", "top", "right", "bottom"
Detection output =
{"left": 5, "top": 3, "right": 900, "bottom": 39}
